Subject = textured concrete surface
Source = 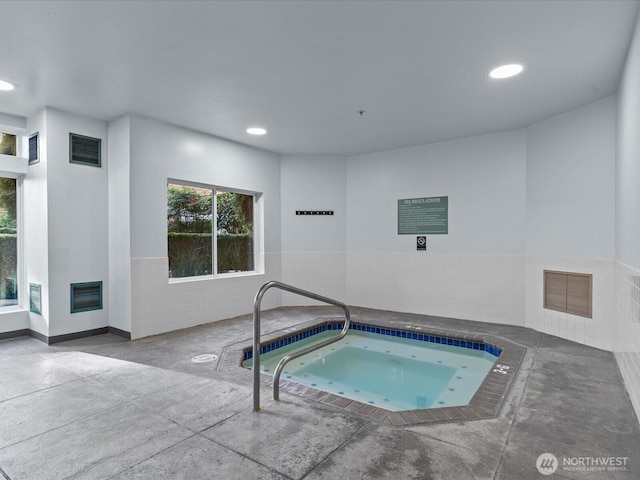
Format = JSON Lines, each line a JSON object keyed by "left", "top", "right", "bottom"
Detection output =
{"left": 0, "top": 306, "right": 639, "bottom": 479}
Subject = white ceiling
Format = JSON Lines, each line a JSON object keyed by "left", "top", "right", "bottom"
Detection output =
{"left": 1, "top": 0, "right": 639, "bottom": 156}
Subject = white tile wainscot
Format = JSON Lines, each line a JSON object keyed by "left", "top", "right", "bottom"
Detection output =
{"left": 131, "top": 254, "right": 281, "bottom": 339}
{"left": 280, "top": 252, "right": 347, "bottom": 306}
{"left": 346, "top": 253, "right": 525, "bottom": 326}
{"left": 615, "top": 261, "right": 640, "bottom": 421}
{"left": 525, "top": 257, "right": 615, "bottom": 350}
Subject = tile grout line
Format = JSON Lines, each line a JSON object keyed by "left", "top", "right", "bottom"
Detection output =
{"left": 297, "top": 420, "right": 371, "bottom": 480}
{"left": 204, "top": 430, "right": 297, "bottom": 480}
{"left": 98, "top": 433, "right": 201, "bottom": 480}
{"left": 0, "top": 395, "right": 134, "bottom": 453}
{"left": 0, "top": 377, "right": 84, "bottom": 406}
{"left": 0, "top": 350, "right": 134, "bottom": 407}
{"left": 0, "top": 466, "right": 11, "bottom": 480}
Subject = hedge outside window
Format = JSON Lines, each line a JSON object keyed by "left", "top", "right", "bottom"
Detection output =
{"left": 0, "top": 177, "right": 17, "bottom": 306}
{"left": 0, "top": 133, "right": 17, "bottom": 156}
{"left": 167, "top": 183, "right": 254, "bottom": 278}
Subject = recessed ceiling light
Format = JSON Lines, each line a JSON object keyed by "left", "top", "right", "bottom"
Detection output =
{"left": 246, "top": 127, "right": 267, "bottom": 135}
{"left": 0, "top": 80, "right": 16, "bottom": 91}
{"left": 489, "top": 64, "right": 524, "bottom": 79}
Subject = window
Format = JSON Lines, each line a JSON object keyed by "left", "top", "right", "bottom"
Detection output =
{"left": 0, "top": 177, "right": 17, "bottom": 306}
{"left": 28, "top": 133, "right": 39, "bottom": 165}
{"left": 0, "top": 132, "right": 17, "bottom": 156}
{"left": 543, "top": 270, "right": 592, "bottom": 318}
{"left": 167, "top": 182, "right": 256, "bottom": 279}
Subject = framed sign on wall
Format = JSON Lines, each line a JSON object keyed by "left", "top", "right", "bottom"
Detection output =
{"left": 398, "top": 196, "right": 448, "bottom": 235}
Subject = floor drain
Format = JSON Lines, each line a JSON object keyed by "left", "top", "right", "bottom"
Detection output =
{"left": 191, "top": 353, "right": 218, "bottom": 364}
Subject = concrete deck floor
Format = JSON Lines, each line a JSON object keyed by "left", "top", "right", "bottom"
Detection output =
{"left": 1, "top": 306, "right": 638, "bottom": 480}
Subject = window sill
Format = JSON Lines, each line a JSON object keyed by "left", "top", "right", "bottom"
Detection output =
{"left": 168, "top": 270, "right": 264, "bottom": 284}
{"left": 0, "top": 306, "right": 28, "bottom": 314}
{"left": 0, "top": 153, "right": 28, "bottom": 177}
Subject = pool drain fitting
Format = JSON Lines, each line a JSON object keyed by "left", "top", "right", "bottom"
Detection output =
{"left": 191, "top": 353, "right": 218, "bottom": 364}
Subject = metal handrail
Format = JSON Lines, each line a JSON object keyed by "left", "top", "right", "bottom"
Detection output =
{"left": 252, "top": 280, "right": 351, "bottom": 411}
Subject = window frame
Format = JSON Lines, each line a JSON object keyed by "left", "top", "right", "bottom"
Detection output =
{"left": 28, "top": 132, "right": 39, "bottom": 165}
{"left": 0, "top": 124, "right": 25, "bottom": 158}
{"left": 0, "top": 124, "right": 25, "bottom": 310}
{"left": 167, "top": 179, "right": 262, "bottom": 282}
{"left": 0, "top": 132, "right": 18, "bottom": 157}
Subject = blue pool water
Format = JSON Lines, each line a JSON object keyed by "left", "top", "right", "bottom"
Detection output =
{"left": 244, "top": 329, "right": 498, "bottom": 411}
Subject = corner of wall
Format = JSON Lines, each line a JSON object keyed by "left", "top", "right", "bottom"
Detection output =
{"left": 107, "top": 115, "right": 132, "bottom": 334}
{"left": 24, "top": 108, "right": 50, "bottom": 337}
{"left": 614, "top": 7, "right": 640, "bottom": 424}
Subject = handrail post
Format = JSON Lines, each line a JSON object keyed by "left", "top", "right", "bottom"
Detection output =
{"left": 252, "top": 281, "right": 350, "bottom": 412}
{"left": 252, "top": 281, "right": 272, "bottom": 411}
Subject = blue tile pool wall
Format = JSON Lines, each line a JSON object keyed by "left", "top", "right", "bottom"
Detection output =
{"left": 243, "top": 322, "right": 337, "bottom": 361}
{"left": 243, "top": 321, "right": 503, "bottom": 361}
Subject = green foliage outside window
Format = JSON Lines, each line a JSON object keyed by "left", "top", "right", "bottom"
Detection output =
{"left": 216, "top": 192, "right": 251, "bottom": 234}
{"left": 0, "top": 133, "right": 17, "bottom": 156}
{"left": 167, "top": 185, "right": 212, "bottom": 234}
{"left": 215, "top": 191, "right": 254, "bottom": 273}
{"left": 0, "top": 177, "right": 17, "bottom": 304}
{"left": 167, "top": 184, "right": 254, "bottom": 278}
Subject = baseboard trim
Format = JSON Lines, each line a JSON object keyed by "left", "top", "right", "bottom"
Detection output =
{"left": 47, "top": 327, "right": 110, "bottom": 345}
{"left": 0, "top": 329, "right": 29, "bottom": 341}
{"left": 108, "top": 326, "right": 131, "bottom": 340}
{"left": 1, "top": 327, "right": 132, "bottom": 345}
{"left": 28, "top": 329, "right": 48, "bottom": 343}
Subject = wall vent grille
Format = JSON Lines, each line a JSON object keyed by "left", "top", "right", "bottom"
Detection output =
{"left": 28, "top": 133, "right": 39, "bottom": 165}
{"left": 69, "top": 133, "right": 101, "bottom": 167}
{"left": 543, "top": 270, "right": 592, "bottom": 318}
{"left": 70, "top": 281, "right": 103, "bottom": 313}
{"left": 29, "top": 283, "right": 41, "bottom": 315}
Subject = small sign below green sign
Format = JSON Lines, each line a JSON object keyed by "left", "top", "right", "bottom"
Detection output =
{"left": 398, "top": 196, "right": 448, "bottom": 235}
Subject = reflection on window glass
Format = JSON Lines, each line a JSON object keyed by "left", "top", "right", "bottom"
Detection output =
{"left": 0, "top": 177, "right": 17, "bottom": 306}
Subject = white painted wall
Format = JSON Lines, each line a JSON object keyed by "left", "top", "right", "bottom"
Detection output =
{"left": 345, "top": 131, "right": 527, "bottom": 325}
{"left": 617, "top": 23, "right": 640, "bottom": 270}
{"left": 526, "top": 96, "right": 616, "bottom": 259}
{"left": 45, "top": 108, "right": 109, "bottom": 337}
{"left": 24, "top": 109, "right": 49, "bottom": 336}
{"left": 129, "top": 115, "right": 281, "bottom": 257}
{"left": 615, "top": 12, "right": 640, "bottom": 424}
{"left": 107, "top": 115, "right": 132, "bottom": 334}
{"left": 280, "top": 155, "right": 347, "bottom": 304}
{"left": 281, "top": 156, "right": 346, "bottom": 253}
{"left": 0, "top": 113, "right": 26, "bottom": 130}
{"left": 346, "top": 131, "right": 527, "bottom": 254}
{"left": 127, "top": 115, "right": 282, "bottom": 338}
